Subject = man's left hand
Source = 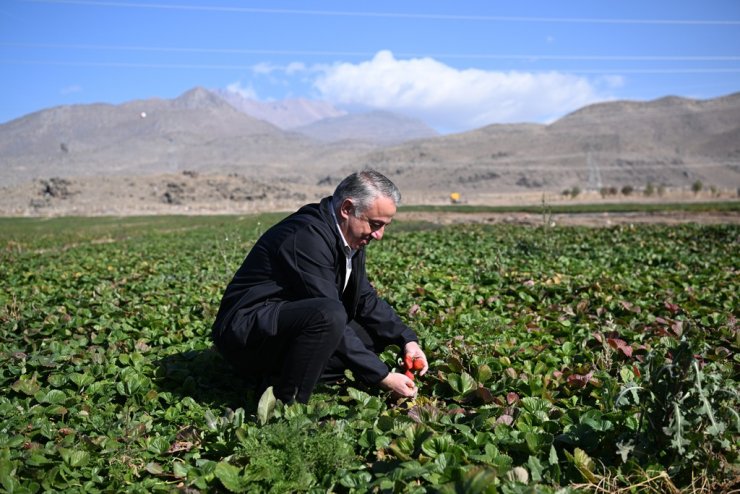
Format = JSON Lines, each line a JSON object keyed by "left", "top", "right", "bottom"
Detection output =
{"left": 404, "top": 341, "right": 428, "bottom": 376}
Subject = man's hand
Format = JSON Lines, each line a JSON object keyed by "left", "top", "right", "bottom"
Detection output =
{"left": 404, "top": 341, "right": 428, "bottom": 376}
{"left": 380, "top": 372, "right": 417, "bottom": 398}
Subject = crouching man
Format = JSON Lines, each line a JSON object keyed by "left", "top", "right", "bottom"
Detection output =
{"left": 212, "top": 169, "right": 428, "bottom": 404}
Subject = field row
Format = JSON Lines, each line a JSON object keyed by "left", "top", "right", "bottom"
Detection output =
{"left": 1, "top": 217, "right": 738, "bottom": 492}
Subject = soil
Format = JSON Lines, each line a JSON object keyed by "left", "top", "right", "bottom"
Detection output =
{"left": 1, "top": 171, "right": 738, "bottom": 227}
{"left": 395, "top": 210, "right": 740, "bottom": 227}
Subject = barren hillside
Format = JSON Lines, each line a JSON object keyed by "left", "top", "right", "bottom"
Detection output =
{"left": 1, "top": 88, "right": 739, "bottom": 216}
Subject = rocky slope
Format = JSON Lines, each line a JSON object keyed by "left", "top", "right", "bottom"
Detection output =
{"left": 1, "top": 88, "right": 739, "bottom": 216}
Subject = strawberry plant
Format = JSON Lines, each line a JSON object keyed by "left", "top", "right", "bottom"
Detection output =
{"left": 1, "top": 217, "right": 737, "bottom": 492}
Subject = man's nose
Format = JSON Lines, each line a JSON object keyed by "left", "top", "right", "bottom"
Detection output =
{"left": 371, "top": 227, "right": 384, "bottom": 240}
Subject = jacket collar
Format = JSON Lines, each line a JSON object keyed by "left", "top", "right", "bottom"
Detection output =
{"left": 319, "top": 196, "right": 364, "bottom": 255}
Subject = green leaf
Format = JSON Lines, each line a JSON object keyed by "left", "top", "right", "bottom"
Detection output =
{"left": 527, "top": 455, "right": 544, "bottom": 482}
{"left": 439, "top": 467, "right": 498, "bottom": 494}
{"left": 421, "top": 434, "right": 454, "bottom": 458}
{"left": 579, "top": 410, "right": 612, "bottom": 432}
{"left": 448, "top": 372, "right": 478, "bottom": 395}
{"left": 214, "top": 461, "right": 245, "bottom": 493}
{"left": 565, "top": 447, "right": 597, "bottom": 483}
{"left": 524, "top": 431, "right": 553, "bottom": 454}
{"left": 339, "top": 471, "right": 372, "bottom": 489}
{"left": 38, "top": 389, "right": 67, "bottom": 404}
{"left": 11, "top": 374, "right": 40, "bottom": 396}
{"left": 204, "top": 409, "right": 219, "bottom": 431}
{"left": 520, "top": 397, "right": 551, "bottom": 415}
{"left": 257, "top": 386, "right": 276, "bottom": 425}
{"left": 665, "top": 402, "right": 690, "bottom": 454}
{"left": 69, "top": 372, "right": 95, "bottom": 389}
{"left": 347, "top": 387, "right": 371, "bottom": 405}
{"left": 0, "top": 456, "right": 19, "bottom": 493}
{"left": 59, "top": 448, "right": 90, "bottom": 468}
{"left": 491, "top": 453, "right": 513, "bottom": 475}
{"left": 616, "top": 440, "right": 635, "bottom": 463}
{"left": 389, "top": 437, "right": 415, "bottom": 461}
{"left": 476, "top": 364, "right": 493, "bottom": 383}
{"left": 145, "top": 462, "right": 164, "bottom": 475}
{"left": 147, "top": 436, "right": 171, "bottom": 455}
{"left": 706, "top": 422, "right": 727, "bottom": 436}
{"left": 172, "top": 461, "right": 189, "bottom": 479}
{"left": 27, "top": 452, "right": 51, "bottom": 468}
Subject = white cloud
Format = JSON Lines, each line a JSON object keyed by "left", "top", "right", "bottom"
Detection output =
{"left": 313, "top": 50, "right": 612, "bottom": 132}
{"left": 599, "top": 75, "right": 625, "bottom": 89}
{"left": 226, "top": 81, "right": 258, "bottom": 99}
{"left": 285, "top": 62, "right": 307, "bottom": 75}
{"left": 60, "top": 84, "right": 82, "bottom": 95}
{"left": 252, "top": 62, "right": 280, "bottom": 75}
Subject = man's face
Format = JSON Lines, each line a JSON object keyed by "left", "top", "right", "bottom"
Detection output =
{"left": 338, "top": 195, "right": 396, "bottom": 250}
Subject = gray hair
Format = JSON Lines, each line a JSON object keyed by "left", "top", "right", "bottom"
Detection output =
{"left": 333, "top": 169, "right": 401, "bottom": 215}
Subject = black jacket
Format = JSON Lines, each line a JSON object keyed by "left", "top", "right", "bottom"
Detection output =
{"left": 212, "top": 196, "right": 418, "bottom": 384}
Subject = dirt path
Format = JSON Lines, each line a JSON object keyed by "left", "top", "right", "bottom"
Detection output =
{"left": 396, "top": 210, "right": 740, "bottom": 227}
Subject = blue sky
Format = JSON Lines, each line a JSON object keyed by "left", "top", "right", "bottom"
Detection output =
{"left": 1, "top": 0, "right": 739, "bottom": 132}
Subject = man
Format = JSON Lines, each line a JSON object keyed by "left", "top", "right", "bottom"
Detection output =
{"left": 212, "top": 170, "right": 428, "bottom": 404}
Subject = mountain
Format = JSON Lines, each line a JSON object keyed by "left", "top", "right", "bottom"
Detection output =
{"left": 293, "top": 110, "right": 438, "bottom": 144}
{"left": 350, "top": 92, "right": 740, "bottom": 194}
{"left": 212, "top": 89, "right": 435, "bottom": 144}
{"left": 213, "top": 89, "right": 347, "bottom": 129}
{"left": 1, "top": 88, "right": 739, "bottom": 203}
{"left": 0, "top": 87, "right": 327, "bottom": 186}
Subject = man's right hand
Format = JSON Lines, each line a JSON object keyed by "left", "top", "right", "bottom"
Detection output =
{"left": 380, "top": 372, "right": 418, "bottom": 398}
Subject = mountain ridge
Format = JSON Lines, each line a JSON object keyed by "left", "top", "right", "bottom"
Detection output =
{"left": 212, "top": 89, "right": 348, "bottom": 129}
{"left": 1, "top": 88, "right": 739, "bottom": 201}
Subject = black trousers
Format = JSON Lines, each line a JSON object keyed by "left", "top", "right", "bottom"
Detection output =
{"left": 223, "top": 297, "right": 382, "bottom": 404}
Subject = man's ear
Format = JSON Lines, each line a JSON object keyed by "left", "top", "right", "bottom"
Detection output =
{"left": 339, "top": 199, "right": 354, "bottom": 220}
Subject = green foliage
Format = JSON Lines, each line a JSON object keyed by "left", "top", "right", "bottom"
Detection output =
{"left": 1, "top": 216, "right": 738, "bottom": 492}
{"left": 615, "top": 329, "right": 740, "bottom": 482}
{"left": 232, "top": 416, "right": 357, "bottom": 492}
{"left": 561, "top": 186, "right": 581, "bottom": 199}
{"left": 599, "top": 186, "right": 619, "bottom": 198}
{"left": 397, "top": 200, "right": 740, "bottom": 215}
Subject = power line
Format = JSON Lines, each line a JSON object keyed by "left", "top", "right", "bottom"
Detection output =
{"left": 21, "top": 0, "right": 740, "bottom": 25}
{"left": 3, "top": 58, "right": 740, "bottom": 74}
{"left": 3, "top": 42, "right": 740, "bottom": 62}
{"left": 0, "top": 42, "right": 371, "bottom": 58}
{"left": 0, "top": 59, "right": 261, "bottom": 69}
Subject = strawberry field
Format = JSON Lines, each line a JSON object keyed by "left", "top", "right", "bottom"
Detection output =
{"left": 1, "top": 215, "right": 738, "bottom": 493}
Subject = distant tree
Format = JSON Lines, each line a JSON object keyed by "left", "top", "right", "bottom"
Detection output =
{"left": 570, "top": 186, "right": 581, "bottom": 198}
{"left": 709, "top": 185, "right": 719, "bottom": 197}
{"left": 644, "top": 182, "right": 655, "bottom": 197}
{"left": 621, "top": 185, "right": 634, "bottom": 196}
{"left": 657, "top": 184, "right": 666, "bottom": 197}
{"left": 600, "top": 186, "right": 618, "bottom": 198}
{"left": 691, "top": 180, "right": 703, "bottom": 194}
